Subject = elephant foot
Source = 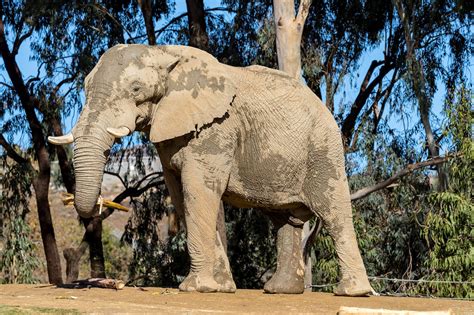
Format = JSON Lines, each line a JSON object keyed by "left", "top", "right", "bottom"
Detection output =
{"left": 264, "top": 270, "right": 304, "bottom": 294}
{"left": 215, "top": 274, "right": 236, "bottom": 293}
{"left": 179, "top": 273, "right": 219, "bottom": 293}
{"left": 213, "top": 267, "right": 236, "bottom": 293}
{"left": 333, "top": 276, "right": 372, "bottom": 297}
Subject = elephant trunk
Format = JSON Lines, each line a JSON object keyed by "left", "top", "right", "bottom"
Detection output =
{"left": 73, "top": 120, "right": 114, "bottom": 218}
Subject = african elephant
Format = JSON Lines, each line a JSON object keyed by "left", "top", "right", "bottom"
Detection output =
{"left": 48, "top": 44, "right": 372, "bottom": 296}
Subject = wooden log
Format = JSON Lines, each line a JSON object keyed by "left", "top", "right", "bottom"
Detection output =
{"left": 72, "top": 278, "right": 125, "bottom": 290}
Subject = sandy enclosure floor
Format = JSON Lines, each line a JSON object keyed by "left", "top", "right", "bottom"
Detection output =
{"left": 0, "top": 285, "right": 472, "bottom": 314}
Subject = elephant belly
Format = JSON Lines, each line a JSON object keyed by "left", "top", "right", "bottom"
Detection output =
{"left": 223, "top": 152, "right": 308, "bottom": 210}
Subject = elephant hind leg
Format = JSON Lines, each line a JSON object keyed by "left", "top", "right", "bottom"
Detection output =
{"left": 306, "top": 174, "right": 372, "bottom": 296}
{"left": 264, "top": 213, "right": 305, "bottom": 294}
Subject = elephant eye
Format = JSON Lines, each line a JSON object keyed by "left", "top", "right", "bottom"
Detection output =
{"left": 131, "top": 81, "right": 141, "bottom": 93}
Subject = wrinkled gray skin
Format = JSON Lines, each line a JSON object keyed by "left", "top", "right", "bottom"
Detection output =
{"left": 50, "top": 44, "right": 372, "bottom": 296}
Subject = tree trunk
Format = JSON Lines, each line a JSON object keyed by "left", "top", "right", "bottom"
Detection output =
{"left": 185, "top": 0, "right": 209, "bottom": 51}
{"left": 0, "top": 18, "right": 63, "bottom": 285}
{"left": 33, "top": 172, "right": 64, "bottom": 285}
{"left": 83, "top": 217, "right": 106, "bottom": 278}
{"left": 138, "top": 0, "right": 156, "bottom": 45}
{"left": 272, "top": 0, "right": 313, "bottom": 291}
{"left": 273, "top": 0, "right": 311, "bottom": 79}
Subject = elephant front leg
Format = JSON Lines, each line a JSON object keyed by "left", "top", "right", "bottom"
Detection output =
{"left": 264, "top": 214, "right": 305, "bottom": 294}
{"left": 178, "top": 164, "right": 231, "bottom": 293}
{"left": 163, "top": 168, "right": 235, "bottom": 292}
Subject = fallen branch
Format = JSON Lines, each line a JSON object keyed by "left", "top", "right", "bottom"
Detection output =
{"left": 70, "top": 278, "right": 125, "bottom": 290}
{"left": 350, "top": 154, "right": 455, "bottom": 201}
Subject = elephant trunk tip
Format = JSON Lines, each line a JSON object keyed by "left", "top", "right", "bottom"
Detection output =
{"left": 74, "top": 194, "right": 99, "bottom": 218}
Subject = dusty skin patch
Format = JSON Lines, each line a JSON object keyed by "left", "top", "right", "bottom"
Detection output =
{"left": 0, "top": 285, "right": 472, "bottom": 314}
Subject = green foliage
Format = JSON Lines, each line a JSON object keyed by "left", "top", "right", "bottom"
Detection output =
{"left": 0, "top": 159, "right": 39, "bottom": 284}
{"left": 311, "top": 227, "right": 338, "bottom": 292}
{"left": 420, "top": 87, "right": 473, "bottom": 298}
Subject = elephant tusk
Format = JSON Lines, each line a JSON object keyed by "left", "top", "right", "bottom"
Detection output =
{"left": 48, "top": 133, "right": 74, "bottom": 145}
{"left": 106, "top": 126, "right": 130, "bottom": 138}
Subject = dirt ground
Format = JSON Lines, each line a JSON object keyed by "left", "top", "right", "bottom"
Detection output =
{"left": 0, "top": 285, "right": 472, "bottom": 314}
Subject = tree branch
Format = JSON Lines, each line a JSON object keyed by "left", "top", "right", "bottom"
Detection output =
{"left": 104, "top": 170, "right": 127, "bottom": 189}
{"left": 373, "top": 68, "right": 400, "bottom": 133}
{"left": 12, "top": 25, "right": 34, "bottom": 56}
{"left": 347, "top": 105, "right": 373, "bottom": 153}
{"left": 52, "top": 75, "right": 78, "bottom": 95}
{"left": 0, "top": 133, "right": 29, "bottom": 165}
{"left": 90, "top": 3, "right": 132, "bottom": 41}
{"left": 296, "top": 0, "right": 313, "bottom": 23}
{"left": 341, "top": 60, "right": 395, "bottom": 147}
{"left": 0, "top": 83, "right": 15, "bottom": 93}
{"left": 350, "top": 154, "right": 455, "bottom": 201}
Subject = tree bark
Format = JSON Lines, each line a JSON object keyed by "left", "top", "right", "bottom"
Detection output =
{"left": 0, "top": 18, "right": 63, "bottom": 284}
{"left": 185, "top": 0, "right": 210, "bottom": 51}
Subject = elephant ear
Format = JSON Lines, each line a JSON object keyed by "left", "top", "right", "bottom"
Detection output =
{"left": 149, "top": 58, "right": 236, "bottom": 143}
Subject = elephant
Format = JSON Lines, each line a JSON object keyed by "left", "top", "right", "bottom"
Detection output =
{"left": 48, "top": 44, "right": 373, "bottom": 296}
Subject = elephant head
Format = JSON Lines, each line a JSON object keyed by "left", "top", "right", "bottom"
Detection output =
{"left": 48, "top": 44, "right": 236, "bottom": 218}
